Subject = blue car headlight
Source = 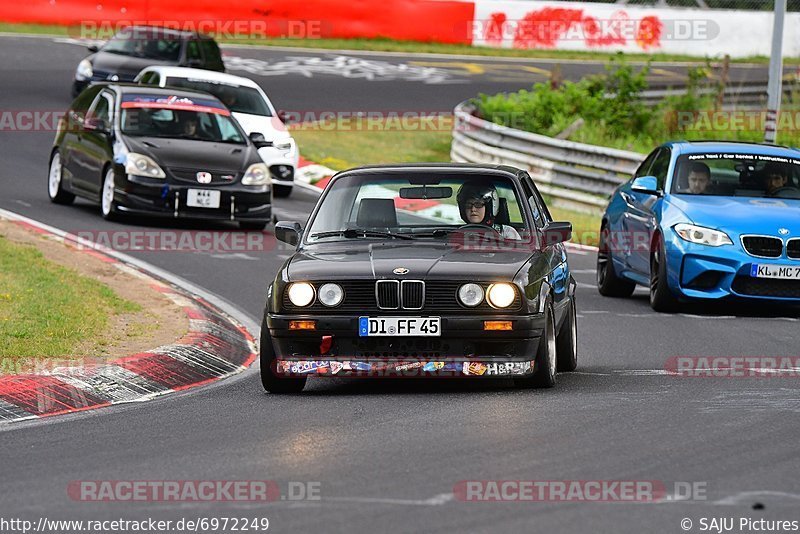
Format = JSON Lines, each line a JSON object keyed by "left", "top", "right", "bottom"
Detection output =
{"left": 673, "top": 223, "right": 733, "bottom": 247}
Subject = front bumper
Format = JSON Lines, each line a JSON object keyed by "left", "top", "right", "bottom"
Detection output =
{"left": 267, "top": 313, "right": 545, "bottom": 377}
{"left": 665, "top": 233, "right": 800, "bottom": 302}
{"left": 257, "top": 148, "right": 297, "bottom": 187}
{"left": 114, "top": 174, "right": 271, "bottom": 223}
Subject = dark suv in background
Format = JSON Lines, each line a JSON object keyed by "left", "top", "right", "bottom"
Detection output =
{"left": 72, "top": 26, "right": 225, "bottom": 96}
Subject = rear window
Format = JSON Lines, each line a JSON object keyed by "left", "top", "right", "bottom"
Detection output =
{"left": 165, "top": 78, "right": 271, "bottom": 116}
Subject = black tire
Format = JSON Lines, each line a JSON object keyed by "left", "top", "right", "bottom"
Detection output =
{"left": 514, "top": 301, "right": 556, "bottom": 389}
{"left": 100, "top": 167, "right": 118, "bottom": 221}
{"left": 273, "top": 185, "right": 293, "bottom": 198}
{"left": 649, "top": 235, "right": 680, "bottom": 313}
{"left": 597, "top": 224, "right": 636, "bottom": 298}
{"left": 260, "top": 316, "right": 306, "bottom": 393}
{"left": 47, "top": 151, "right": 75, "bottom": 205}
{"left": 556, "top": 297, "right": 578, "bottom": 372}
{"left": 239, "top": 221, "right": 268, "bottom": 231}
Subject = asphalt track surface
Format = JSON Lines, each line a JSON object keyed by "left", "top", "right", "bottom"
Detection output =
{"left": 1, "top": 35, "right": 799, "bottom": 533}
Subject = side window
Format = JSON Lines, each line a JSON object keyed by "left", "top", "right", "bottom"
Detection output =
{"left": 186, "top": 40, "right": 201, "bottom": 62}
{"left": 649, "top": 148, "right": 672, "bottom": 190}
{"left": 519, "top": 172, "right": 550, "bottom": 229}
{"left": 87, "top": 92, "right": 113, "bottom": 129}
{"left": 199, "top": 39, "right": 224, "bottom": 70}
{"left": 138, "top": 72, "right": 152, "bottom": 84}
{"left": 151, "top": 72, "right": 161, "bottom": 85}
{"left": 71, "top": 85, "right": 103, "bottom": 113}
{"left": 634, "top": 149, "right": 660, "bottom": 179}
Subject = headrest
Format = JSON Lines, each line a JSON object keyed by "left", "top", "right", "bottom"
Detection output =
{"left": 356, "top": 198, "right": 397, "bottom": 227}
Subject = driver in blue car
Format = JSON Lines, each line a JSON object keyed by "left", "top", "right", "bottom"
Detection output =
{"left": 761, "top": 162, "right": 798, "bottom": 197}
{"left": 456, "top": 181, "right": 521, "bottom": 240}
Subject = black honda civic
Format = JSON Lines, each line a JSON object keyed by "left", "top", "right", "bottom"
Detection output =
{"left": 260, "top": 164, "right": 578, "bottom": 393}
{"left": 48, "top": 84, "right": 272, "bottom": 229}
{"left": 72, "top": 26, "right": 224, "bottom": 97}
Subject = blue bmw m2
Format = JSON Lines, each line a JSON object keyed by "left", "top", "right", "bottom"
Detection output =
{"left": 597, "top": 141, "right": 800, "bottom": 312}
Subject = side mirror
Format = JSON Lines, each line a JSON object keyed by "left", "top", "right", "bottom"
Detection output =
{"left": 631, "top": 175, "right": 662, "bottom": 196}
{"left": 541, "top": 221, "right": 572, "bottom": 246}
{"left": 275, "top": 221, "right": 303, "bottom": 246}
{"left": 87, "top": 44, "right": 99, "bottom": 53}
{"left": 248, "top": 132, "right": 273, "bottom": 149}
{"left": 84, "top": 117, "right": 108, "bottom": 133}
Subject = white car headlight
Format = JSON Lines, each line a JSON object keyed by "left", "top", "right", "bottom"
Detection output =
{"left": 125, "top": 153, "right": 165, "bottom": 179}
{"left": 486, "top": 283, "right": 516, "bottom": 309}
{"left": 242, "top": 162, "right": 270, "bottom": 186}
{"left": 274, "top": 138, "right": 295, "bottom": 153}
{"left": 458, "top": 283, "right": 484, "bottom": 307}
{"left": 673, "top": 223, "right": 733, "bottom": 247}
{"left": 287, "top": 282, "right": 315, "bottom": 307}
{"left": 318, "top": 283, "right": 344, "bottom": 307}
{"left": 76, "top": 59, "right": 93, "bottom": 81}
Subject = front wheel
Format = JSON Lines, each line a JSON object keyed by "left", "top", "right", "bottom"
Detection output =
{"left": 273, "top": 185, "right": 293, "bottom": 198}
{"left": 48, "top": 151, "right": 75, "bottom": 205}
{"left": 514, "top": 301, "right": 556, "bottom": 389}
{"left": 260, "top": 317, "right": 306, "bottom": 393}
{"left": 649, "top": 236, "right": 680, "bottom": 313}
{"left": 556, "top": 297, "right": 578, "bottom": 372}
{"left": 597, "top": 225, "right": 636, "bottom": 297}
{"left": 239, "top": 221, "right": 268, "bottom": 231}
{"left": 101, "top": 167, "right": 118, "bottom": 221}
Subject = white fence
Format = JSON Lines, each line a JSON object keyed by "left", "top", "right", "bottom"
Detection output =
{"left": 450, "top": 101, "right": 646, "bottom": 214}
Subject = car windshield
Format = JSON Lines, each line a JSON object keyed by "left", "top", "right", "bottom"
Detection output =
{"left": 165, "top": 78, "right": 272, "bottom": 116}
{"left": 672, "top": 153, "right": 800, "bottom": 199}
{"left": 305, "top": 173, "right": 530, "bottom": 243}
{"left": 103, "top": 31, "right": 182, "bottom": 61}
{"left": 121, "top": 103, "right": 245, "bottom": 143}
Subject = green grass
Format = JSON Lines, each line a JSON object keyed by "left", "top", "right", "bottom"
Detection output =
{"left": 0, "top": 21, "right": 792, "bottom": 64}
{"left": 548, "top": 206, "right": 601, "bottom": 247}
{"left": 292, "top": 116, "right": 453, "bottom": 171}
{"left": 0, "top": 235, "right": 140, "bottom": 358}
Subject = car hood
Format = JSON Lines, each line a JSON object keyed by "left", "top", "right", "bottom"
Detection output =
{"left": 287, "top": 241, "right": 532, "bottom": 281}
{"left": 232, "top": 112, "right": 290, "bottom": 141}
{"left": 668, "top": 194, "right": 800, "bottom": 236}
{"left": 124, "top": 136, "right": 255, "bottom": 172}
{"left": 90, "top": 52, "right": 174, "bottom": 80}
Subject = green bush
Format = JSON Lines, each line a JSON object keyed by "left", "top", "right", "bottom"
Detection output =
{"left": 475, "top": 54, "right": 800, "bottom": 153}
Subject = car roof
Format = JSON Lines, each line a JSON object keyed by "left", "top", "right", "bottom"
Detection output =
{"left": 117, "top": 25, "right": 210, "bottom": 40}
{"left": 666, "top": 140, "right": 800, "bottom": 157}
{"left": 92, "top": 82, "right": 226, "bottom": 103}
{"left": 140, "top": 67, "right": 260, "bottom": 88}
{"left": 333, "top": 163, "right": 523, "bottom": 177}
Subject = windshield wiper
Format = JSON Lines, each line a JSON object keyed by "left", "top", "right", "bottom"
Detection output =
{"left": 310, "top": 229, "right": 414, "bottom": 240}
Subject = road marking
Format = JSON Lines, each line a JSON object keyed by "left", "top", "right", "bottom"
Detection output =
{"left": 326, "top": 493, "right": 454, "bottom": 506}
{"left": 13, "top": 199, "right": 31, "bottom": 207}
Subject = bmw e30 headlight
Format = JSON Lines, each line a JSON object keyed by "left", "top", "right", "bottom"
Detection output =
{"left": 318, "top": 283, "right": 343, "bottom": 307}
{"left": 673, "top": 223, "right": 733, "bottom": 247}
{"left": 486, "top": 283, "right": 516, "bottom": 308}
{"left": 287, "top": 282, "right": 315, "bottom": 307}
{"left": 458, "top": 283, "right": 484, "bottom": 307}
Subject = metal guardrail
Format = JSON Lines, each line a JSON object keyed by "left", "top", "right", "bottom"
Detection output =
{"left": 639, "top": 82, "right": 796, "bottom": 108}
{"left": 451, "top": 101, "right": 645, "bottom": 214}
